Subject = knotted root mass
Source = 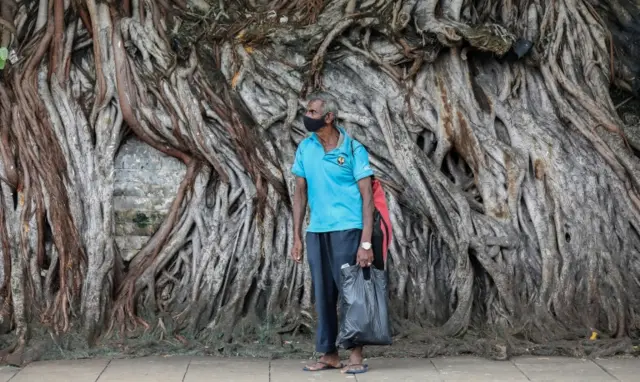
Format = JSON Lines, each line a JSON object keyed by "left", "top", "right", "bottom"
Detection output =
{"left": 0, "top": 0, "right": 639, "bottom": 364}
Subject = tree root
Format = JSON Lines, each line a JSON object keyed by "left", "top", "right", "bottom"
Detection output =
{"left": 0, "top": 0, "right": 639, "bottom": 364}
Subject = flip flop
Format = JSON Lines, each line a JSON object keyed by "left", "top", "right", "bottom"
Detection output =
{"left": 303, "top": 361, "right": 344, "bottom": 372}
{"left": 341, "top": 363, "right": 369, "bottom": 374}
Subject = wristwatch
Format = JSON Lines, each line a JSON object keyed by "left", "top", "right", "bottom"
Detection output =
{"left": 360, "top": 242, "right": 372, "bottom": 250}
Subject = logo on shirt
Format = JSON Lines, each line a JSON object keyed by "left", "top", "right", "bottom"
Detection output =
{"left": 337, "top": 156, "right": 345, "bottom": 166}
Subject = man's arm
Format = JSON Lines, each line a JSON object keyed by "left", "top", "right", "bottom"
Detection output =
{"left": 352, "top": 141, "right": 375, "bottom": 247}
{"left": 291, "top": 143, "right": 307, "bottom": 242}
{"left": 357, "top": 176, "right": 374, "bottom": 245}
{"left": 293, "top": 176, "right": 308, "bottom": 241}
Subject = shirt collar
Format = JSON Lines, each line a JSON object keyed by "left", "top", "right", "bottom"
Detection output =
{"left": 311, "top": 125, "right": 349, "bottom": 150}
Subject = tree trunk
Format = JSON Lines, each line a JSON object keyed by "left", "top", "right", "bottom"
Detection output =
{"left": 0, "top": 0, "right": 639, "bottom": 362}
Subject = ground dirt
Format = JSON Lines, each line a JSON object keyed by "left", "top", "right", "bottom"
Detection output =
{"left": 0, "top": 325, "right": 638, "bottom": 366}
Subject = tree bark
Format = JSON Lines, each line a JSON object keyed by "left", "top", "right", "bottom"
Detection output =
{"left": 0, "top": 0, "right": 639, "bottom": 362}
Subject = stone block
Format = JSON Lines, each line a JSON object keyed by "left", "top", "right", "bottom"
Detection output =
{"left": 11, "top": 359, "right": 108, "bottom": 382}
{"left": 184, "top": 356, "right": 269, "bottom": 382}
{"left": 431, "top": 356, "right": 528, "bottom": 381}
{"left": 594, "top": 357, "right": 639, "bottom": 382}
{"left": 113, "top": 137, "right": 186, "bottom": 261}
{"left": 513, "top": 356, "right": 616, "bottom": 381}
{"left": 98, "top": 356, "right": 189, "bottom": 382}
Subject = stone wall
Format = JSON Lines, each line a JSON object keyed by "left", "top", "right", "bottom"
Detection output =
{"left": 114, "top": 137, "right": 186, "bottom": 261}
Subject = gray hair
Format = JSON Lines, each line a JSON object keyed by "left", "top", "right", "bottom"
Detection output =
{"left": 307, "top": 91, "right": 339, "bottom": 120}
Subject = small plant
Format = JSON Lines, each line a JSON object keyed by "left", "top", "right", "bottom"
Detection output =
{"left": 0, "top": 47, "right": 7, "bottom": 69}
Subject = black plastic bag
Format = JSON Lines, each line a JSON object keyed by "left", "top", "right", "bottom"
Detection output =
{"left": 335, "top": 264, "right": 392, "bottom": 349}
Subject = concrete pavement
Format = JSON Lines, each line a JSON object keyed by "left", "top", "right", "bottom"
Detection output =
{"left": 0, "top": 355, "right": 637, "bottom": 381}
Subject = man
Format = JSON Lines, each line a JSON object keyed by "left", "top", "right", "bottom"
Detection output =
{"left": 290, "top": 92, "right": 375, "bottom": 375}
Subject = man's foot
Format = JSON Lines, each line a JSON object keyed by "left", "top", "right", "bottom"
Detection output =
{"left": 303, "top": 353, "right": 343, "bottom": 371}
{"left": 341, "top": 347, "right": 368, "bottom": 374}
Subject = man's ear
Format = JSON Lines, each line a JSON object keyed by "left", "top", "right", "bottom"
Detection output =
{"left": 325, "top": 112, "right": 334, "bottom": 124}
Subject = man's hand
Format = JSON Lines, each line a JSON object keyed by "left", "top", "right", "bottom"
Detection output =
{"left": 356, "top": 246, "right": 373, "bottom": 268}
{"left": 291, "top": 238, "right": 303, "bottom": 263}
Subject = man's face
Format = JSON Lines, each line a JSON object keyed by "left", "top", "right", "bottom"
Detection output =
{"left": 305, "top": 100, "right": 333, "bottom": 124}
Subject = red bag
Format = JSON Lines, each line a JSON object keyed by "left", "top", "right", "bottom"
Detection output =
{"left": 372, "top": 178, "right": 392, "bottom": 267}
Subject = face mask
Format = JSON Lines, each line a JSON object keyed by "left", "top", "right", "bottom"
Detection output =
{"left": 303, "top": 115, "right": 325, "bottom": 132}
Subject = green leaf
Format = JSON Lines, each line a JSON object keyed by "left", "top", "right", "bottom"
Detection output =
{"left": 0, "top": 47, "right": 7, "bottom": 61}
{"left": 0, "top": 60, "right": 5, "bottom": 70}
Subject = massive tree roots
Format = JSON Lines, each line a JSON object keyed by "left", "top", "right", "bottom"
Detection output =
{"left": 0, "top": 0, "right": 639, "bottom": 363}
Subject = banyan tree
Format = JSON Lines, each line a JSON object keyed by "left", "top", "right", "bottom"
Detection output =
{"left": 0, "top": 0, "right": 639, "bottom": 363}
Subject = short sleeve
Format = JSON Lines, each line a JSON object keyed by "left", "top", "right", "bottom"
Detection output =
{"left": 352, "top": 141, "right": 374, "bottom": 181}
{"left": 292, "top": 144, "right": 306, "bottom": 178}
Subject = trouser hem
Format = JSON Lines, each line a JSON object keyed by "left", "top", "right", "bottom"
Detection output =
{"left": 315, "top": 344, "right": 338, "bottom": 354}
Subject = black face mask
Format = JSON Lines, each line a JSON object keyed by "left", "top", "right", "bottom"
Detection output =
{"left": 303, "top": 115, "right": 325, "bottom": 132}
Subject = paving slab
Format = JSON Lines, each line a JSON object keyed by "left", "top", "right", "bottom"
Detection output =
{"left": 595, "top": 357, "right": 639, "bottom": 382}
{"left": 184, "top": 356, "right": 269, "bottom": 382}
{"left": 97, "top": 356, "right": 189, "bottom": 382}
{"left": 513, "top": 356, "right": 616, "bottom": 381}
{"left": 5, "top": 354, "right": 639, "bottom": 381}
{"left": 270, "top": 359, "right": 355, "bottom": 382}
{"left": 10, "top": 358, "right": 109, "bottom": 382}
{"left": 356, "top": 357, "right": 441, "bottom": 381}
{"left": 0, "top": 366, "right": 18, "bottom": 382}
{"left": 431, "top": 356, "right": 528, "bottom": 381}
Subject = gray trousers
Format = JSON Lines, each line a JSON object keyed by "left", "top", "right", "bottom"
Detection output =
{"left": 306, "top": 228, "right": 361, "bottom": 353}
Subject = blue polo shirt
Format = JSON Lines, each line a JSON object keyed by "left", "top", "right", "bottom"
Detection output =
{"left": 292, "top": 126, "right": 374, "bottom": 233}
